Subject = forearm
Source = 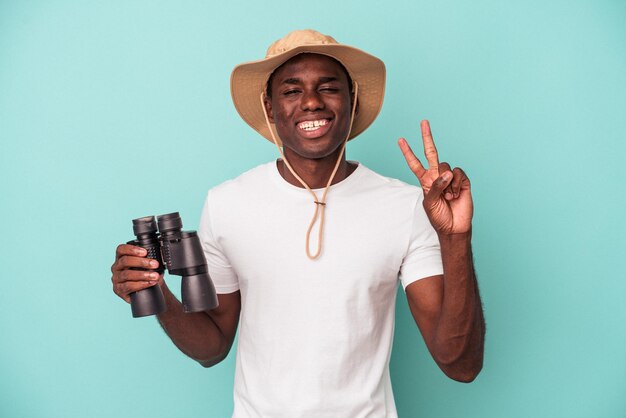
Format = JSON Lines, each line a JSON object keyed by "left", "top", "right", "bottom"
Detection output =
{"left": 156, "top": 282, "right": 233, "bottom": 367}
{"left": 432, "top": 231, "right": 484, "bottom": 381}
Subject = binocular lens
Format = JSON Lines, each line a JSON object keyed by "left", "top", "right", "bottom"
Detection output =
{"left": 157, "top": 212, "right": 183, "bottom": 233}
{"left": 132, "top": 216, "right": 158, "bottom": 236}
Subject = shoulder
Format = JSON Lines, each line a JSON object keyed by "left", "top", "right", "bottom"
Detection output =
{"left": 206, "top": 161, "right": 275, "bottom": 201}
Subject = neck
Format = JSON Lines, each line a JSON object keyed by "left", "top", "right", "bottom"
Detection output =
{"left": 277, "top": 147, "right": 356, "bottom": 189}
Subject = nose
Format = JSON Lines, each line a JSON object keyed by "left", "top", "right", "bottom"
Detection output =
{"left": 300, "top": 89, "right": 324, "bottom": 112}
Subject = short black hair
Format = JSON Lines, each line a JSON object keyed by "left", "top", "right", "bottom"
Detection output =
{"left": 265, "top": 53, "right": 354, "bottom": 99}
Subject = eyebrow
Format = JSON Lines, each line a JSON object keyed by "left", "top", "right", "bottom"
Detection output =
{"left": 280, "top": 76, "right": 340, "bottom": 85}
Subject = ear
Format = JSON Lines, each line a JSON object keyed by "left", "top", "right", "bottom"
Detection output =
{"left": 351, "top": 82, "right": 359, "bottom": 117}
{"left": 263, "top": 94, "right": 275, "bottom": 123}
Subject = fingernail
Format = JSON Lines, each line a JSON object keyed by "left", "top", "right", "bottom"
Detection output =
{"left": 442, "top": 172, "right": 452, "bottom": 181}
{"left": 445, "top": 192, "right": 453, "bottom": 200}
{"left": 135, "top": 248, "right": 146, "bottom": 255}
{"left": 150, "top": 260, "right": 159, "bottom": 268}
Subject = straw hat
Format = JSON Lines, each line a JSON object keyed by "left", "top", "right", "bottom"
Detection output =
{"left": 230, "top": 29, "right": 386, "bottom": 145}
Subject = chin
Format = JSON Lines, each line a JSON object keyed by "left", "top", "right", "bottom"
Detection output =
{"left": 288, "top": 143, "right": 344, "bottom": 161}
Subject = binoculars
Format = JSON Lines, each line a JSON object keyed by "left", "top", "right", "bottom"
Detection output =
{"left": 127, "top": 212, "right": 219, "bottom": 317}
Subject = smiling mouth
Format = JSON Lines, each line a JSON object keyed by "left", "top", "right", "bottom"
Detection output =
{"left": 297, "top": 119, "right": 330, "bottom": 132}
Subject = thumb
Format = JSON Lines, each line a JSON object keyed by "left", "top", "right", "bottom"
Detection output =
{"left": 425, "top": 171, "right": 452, "bottom": 203}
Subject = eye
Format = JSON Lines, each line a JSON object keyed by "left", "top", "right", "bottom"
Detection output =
{"left": 283, "top": 89, "right": 301, "bottom": 96}
{"left": 320, "top": 86, "right": 339, "bottom": 93}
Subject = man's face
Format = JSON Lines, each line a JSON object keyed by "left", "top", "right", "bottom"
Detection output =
{"left": 265, "top": 54, "right": 353, "bottom": 160}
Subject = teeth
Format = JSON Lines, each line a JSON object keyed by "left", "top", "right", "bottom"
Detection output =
{"left": 298, "top": 119, "right": 328, "bottom": 131}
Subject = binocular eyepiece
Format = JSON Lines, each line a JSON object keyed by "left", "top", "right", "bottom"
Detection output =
{"left": 127, "top": 212, "right": 219, "bottom": 318}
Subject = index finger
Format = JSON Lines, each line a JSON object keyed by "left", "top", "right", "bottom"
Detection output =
{"left": 421, "top": 120, "right": 439, "bottom": 169}
{"left": 116, "top": 243, "right": 147, "bottom": 260}
{"left": 398, "top": 137, "right": 427, "bottom": 178}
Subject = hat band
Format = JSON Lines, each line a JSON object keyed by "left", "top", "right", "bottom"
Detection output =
{"left": 259, "top": 81, "right": 359, "bottom": 259}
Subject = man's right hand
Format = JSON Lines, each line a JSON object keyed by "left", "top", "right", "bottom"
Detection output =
{"left": 111, "top": 244, "right": 163, "bottom": 303}
{"left": 110, "top": 243, "right": 241, "bottom": 367}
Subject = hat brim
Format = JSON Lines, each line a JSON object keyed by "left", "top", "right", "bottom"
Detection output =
{"left": 231, "top": 44, "right": 386, "bottom": 145}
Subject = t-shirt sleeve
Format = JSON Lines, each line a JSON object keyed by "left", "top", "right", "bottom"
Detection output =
{"left": 399, "top": 191, "right": 444, "bottom": 290}
{"left": 198, "top": 190, "right": 240, "bottom": 294}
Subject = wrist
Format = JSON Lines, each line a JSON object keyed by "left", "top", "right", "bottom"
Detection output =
{"left": 437, "top": 228, "right": 472, "bottom": 246}
{"left": 437, "top": 229, "right": 474, "bottom": 279}
{"left": 438, "top": 230, "right": 472, "bottom": 259}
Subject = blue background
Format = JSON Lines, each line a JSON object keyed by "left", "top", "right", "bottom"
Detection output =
{"left": 1, "top": 1, "right": 625, "bottom": 417}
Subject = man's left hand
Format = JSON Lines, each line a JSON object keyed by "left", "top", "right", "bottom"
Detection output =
{"left": 398, "top": 120, "right": 473, "bottom": 235}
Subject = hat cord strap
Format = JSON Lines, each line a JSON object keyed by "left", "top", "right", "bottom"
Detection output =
{"left": 259, "top": 81, "right": 359, "bottom": 259}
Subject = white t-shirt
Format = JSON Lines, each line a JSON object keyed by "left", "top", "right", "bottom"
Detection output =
{"left": 198, "top": 161, "right": 443, "bottom": 418}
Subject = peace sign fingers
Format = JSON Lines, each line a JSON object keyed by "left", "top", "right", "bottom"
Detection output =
{"left": 398, "top": 120, "right": 440, "bottom": 191}
{"left": 398, "top": 119, "right": 474, "bottom": 234}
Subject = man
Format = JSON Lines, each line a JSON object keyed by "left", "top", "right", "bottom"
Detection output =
{"left": 111, "top": 29, "right": 484, "bottom": 417}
